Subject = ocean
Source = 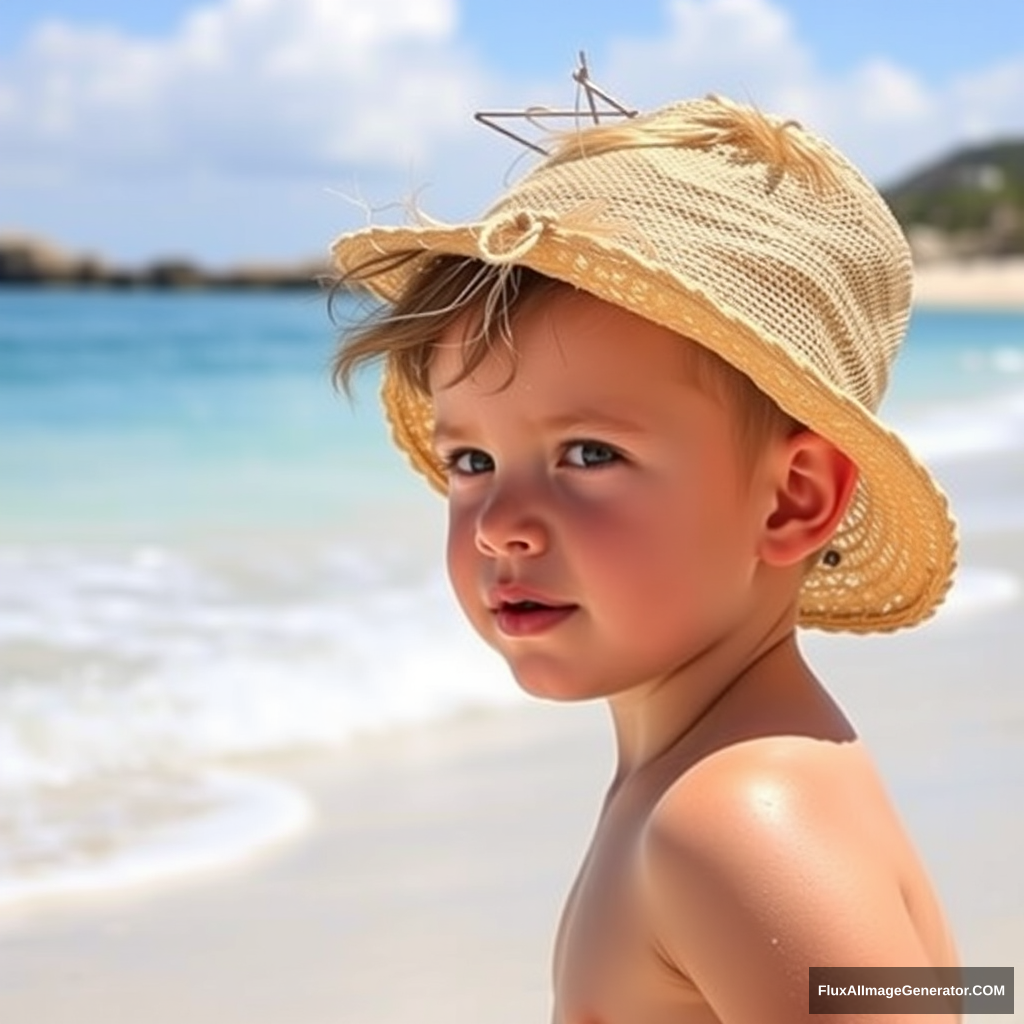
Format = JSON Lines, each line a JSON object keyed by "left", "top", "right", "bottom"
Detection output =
{"left": 1, "top": 289, "right": 1022, "bottom": 911}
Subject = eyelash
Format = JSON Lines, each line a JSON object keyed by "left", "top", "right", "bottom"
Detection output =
{"left": 440, "top": 441, "right": 623, "bottom": 477}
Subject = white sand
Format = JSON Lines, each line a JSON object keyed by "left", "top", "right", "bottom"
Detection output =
{"left": 914, "top": 257, "right": 1024, "bottom": 309}
{"left": 0, "top": 703, "right": 610, "bottom": 1024}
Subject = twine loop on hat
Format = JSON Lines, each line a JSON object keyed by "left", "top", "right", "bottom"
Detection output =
{"left": 477, "top": 210, "right": 554, "bottom": 264}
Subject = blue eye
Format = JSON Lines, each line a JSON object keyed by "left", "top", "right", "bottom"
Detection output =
{"left": 443, "top": 449, "right": 494, "bottom": 476}
{"left": 564, "top": 441, "right": 621, "bottom": 468}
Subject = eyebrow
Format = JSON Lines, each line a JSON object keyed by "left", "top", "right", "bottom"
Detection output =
{"left": 432, "top": 410, "right": 651, "bottom": 446}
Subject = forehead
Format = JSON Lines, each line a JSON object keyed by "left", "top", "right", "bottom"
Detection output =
{"left": 428, "top": 286, "right": 694, "bottom": 399}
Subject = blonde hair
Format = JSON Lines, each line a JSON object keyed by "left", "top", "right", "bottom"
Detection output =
{"left": 332, "top": 255, "right": 800, "bottom": 466}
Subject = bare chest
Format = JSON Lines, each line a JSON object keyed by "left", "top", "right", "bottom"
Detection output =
{"left": 552, "top": 831, "right": 718, "bottom": 1024}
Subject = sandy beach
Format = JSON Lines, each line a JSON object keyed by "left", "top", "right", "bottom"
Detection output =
{"left": 913, "top": 257, "right": 1024, "bottom": 309}
{"left": 0, "top": 517, "right": 1021, "bottom": 1023}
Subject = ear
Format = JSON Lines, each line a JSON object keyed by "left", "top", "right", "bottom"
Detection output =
{"left": 758, "top": 432, "right": 858, "bottom": 568}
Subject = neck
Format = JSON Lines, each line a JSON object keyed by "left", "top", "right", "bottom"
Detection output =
{"left": 606, "top": 599, "right": 804, "bottom": 783}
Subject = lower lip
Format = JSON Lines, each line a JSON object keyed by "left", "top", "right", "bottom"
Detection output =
{"left": 495, "top": 606, "right": 577, "bottom": 637}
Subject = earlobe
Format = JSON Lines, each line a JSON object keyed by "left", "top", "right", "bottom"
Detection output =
{"left": 760, "top": 433, "right": 858, "bottom": 567}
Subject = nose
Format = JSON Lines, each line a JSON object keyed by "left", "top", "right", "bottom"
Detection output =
{"left": 473, "top": 482, "right": 549, "bottom": 557}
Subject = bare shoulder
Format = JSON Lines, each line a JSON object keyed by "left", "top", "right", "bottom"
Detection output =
{"left": 650, "top": 733, "right": 891, "bottom": 856}
{"left": 643, "top": 734, "right": 897, "bottom": 925}
{"left": 638, "top": 736, "right": 957, "bottom": 1023}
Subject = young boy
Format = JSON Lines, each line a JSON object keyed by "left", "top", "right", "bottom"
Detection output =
{"left": 330, "top": 93, "right": 960, "bottom": 1022}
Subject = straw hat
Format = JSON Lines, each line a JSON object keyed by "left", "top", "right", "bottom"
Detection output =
{"left": 331, "top": 95, "right": 957, "bottom": 633}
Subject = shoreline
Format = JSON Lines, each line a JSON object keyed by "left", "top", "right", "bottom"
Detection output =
{"left": 2, "top": 256, "right": 1023, "bottom": 309}
{"left": 0, "top": 771, "right": 314, "bottom": 913}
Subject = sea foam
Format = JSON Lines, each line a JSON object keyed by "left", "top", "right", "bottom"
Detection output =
{"left": 0, "top": 540, "right": 517, "bottom": 911}
{"left": 0, "top": 544, "right": 516, "bottom": 790}
{"left": 895, "top": 386, "right": 1024, "bottom": 463}
{"left": 0, "top": 771, "right": 312, "bottom": 910}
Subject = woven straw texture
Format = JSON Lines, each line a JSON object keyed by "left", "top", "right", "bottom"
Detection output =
{"left": 331, "top": 97, "right": 957, "bottom": 633}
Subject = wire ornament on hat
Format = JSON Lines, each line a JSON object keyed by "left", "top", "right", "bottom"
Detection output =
{"left": 475, "top": 55, "right": 836, "bottom": 196}
{"left": 474, "top": 51, "right": 638, "bottom": 156}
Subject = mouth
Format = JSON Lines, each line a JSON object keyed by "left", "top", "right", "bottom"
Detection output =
{"left": 493, "top": 600, "right": 578, "bottom": 637}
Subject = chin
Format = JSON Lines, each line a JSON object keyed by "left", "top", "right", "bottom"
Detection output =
{"left": 507, "top": 664, "right": 607, "bottom": 703}
{"left": 517, "top": 682, "right": 583, "bottom": 703}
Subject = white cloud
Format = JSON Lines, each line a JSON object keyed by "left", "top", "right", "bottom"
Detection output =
{"left": 607, "top": 0, "right": 812, "bottom": 105}
{"left": 3, "top": 0, "right": 1021, "bottom": 188}
{"left": 601, "top": 0, "right": 1024, "bottom": 182}
{"left": 0, "top": 0, "right": 485, "bottom": 181}
{"left": 949, "top": 58, "right": 1024, "bottom": 142}
{"left": 849, "top": 60, "right": 934, "bottom": 124}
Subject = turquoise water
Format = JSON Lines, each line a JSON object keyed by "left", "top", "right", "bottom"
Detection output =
{"left": 894, "top": 307, "right": 1024, "bottom": 406}
{"left": 0, "top": 289, "right": 416, "bottom": 541}
{"left": 0, "top": 289, "right": 1022, "bottom": 909}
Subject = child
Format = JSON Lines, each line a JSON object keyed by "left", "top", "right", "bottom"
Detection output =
{"left": 330, "top": 92, "right": 960, "bottom": 1022}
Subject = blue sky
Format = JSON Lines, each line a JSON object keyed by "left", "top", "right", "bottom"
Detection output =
{"left": 2, "top": 0, "right": 1022, "bottom": 265}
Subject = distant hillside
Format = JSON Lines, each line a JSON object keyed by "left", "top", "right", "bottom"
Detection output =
{"left": 0, "top": 233, "right": 327, "bottom": 289}
{"left": 884, "top": 139, "right": 1024, "bottom": 259}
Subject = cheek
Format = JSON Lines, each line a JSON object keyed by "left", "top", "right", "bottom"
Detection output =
{"left": 570, "top": 501, "right": 691, "bottom": 610}
{"left": 584, "top": 483, "right": 754, "bottom": 610}
{"left": 444, "top": 505, "right": 483, "bottom": 618}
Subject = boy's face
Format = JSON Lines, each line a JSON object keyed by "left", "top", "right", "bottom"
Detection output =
{"left": 429, "top": 287, "right": 779, "bottom": 703}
